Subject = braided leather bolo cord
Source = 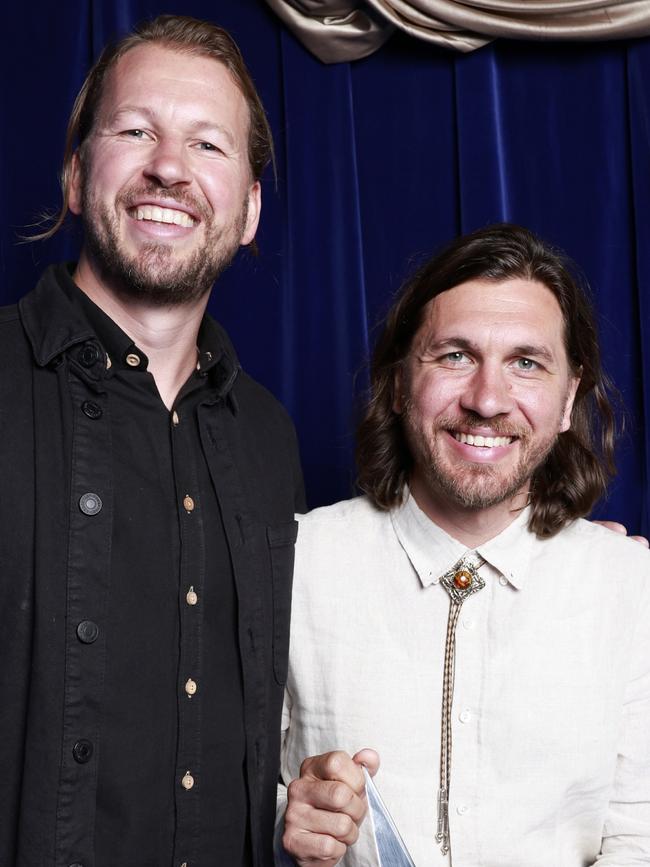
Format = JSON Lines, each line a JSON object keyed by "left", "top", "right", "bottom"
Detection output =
{"left": 435, "top": 556, "right": 486, "bottom": 856}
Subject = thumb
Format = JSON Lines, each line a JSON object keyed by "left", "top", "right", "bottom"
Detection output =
{"left": 352, "top": 748, "right": 380, "bottom": 777}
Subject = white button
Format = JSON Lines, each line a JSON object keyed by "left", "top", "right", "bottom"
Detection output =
{"left": 126, "top": 352, "right": 141, "bottom": 367}
{"left": 185, "top": 678, "right": 197, "bottom": 696}
{"left": 457, "top": 804, "right": 469, "bottom": 815}
{"left": 181, "top": 771, "right": 194, "bottom": 790}
{"left": 431, "top": 575, "right": 440, "bottom": 585}
{"left": 459, "top": 709, "right": 471, "bottom": 723}
{"left": 499, "top": 575, "right": 508, "bottom": 586}
{"left": 186, "top": 586, "right": 198, "bottom": 606}
{"left": 462, "top": 618, "right": 474, "bottom": 630}
{"left": 172, "top": 410, "right": 179, "bottom": 426}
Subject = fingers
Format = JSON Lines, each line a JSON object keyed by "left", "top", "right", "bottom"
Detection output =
{"left": 282, "top": 750, "right": 374, "bottom": 865}
{"left": 352, "top": 748, "right": 380, "bottom": 777}
{"left": 300, "top": 750, "right": 367, "bottom": 796}
{"left": 593, "top": 521, "right": 649, "bottom": 547}
{"left": 593, "top": 520, "right": 627, "bottom": 534}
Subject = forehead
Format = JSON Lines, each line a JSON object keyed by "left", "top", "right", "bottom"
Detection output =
{"left": 417, "top": 277, "right": 567, "bottom": 349}
{"left": 98, "top": 43, "right": 249, "bottom": 133}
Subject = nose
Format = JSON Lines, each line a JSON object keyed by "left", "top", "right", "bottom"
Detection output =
{"left": 459, "top": 363, "right": 514, "bottom": 419}
{"left": 143, "top": 138, "right": 191, "bottom": 188}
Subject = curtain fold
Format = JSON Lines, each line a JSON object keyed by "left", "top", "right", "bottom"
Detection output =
{"left": 265, "top": 0, "right": 650, "bottom": 61}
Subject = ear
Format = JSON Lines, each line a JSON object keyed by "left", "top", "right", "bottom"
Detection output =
{"left": 68, "top": 151, "right": 83, "bottom": 216}
{"left": 240, "top": 180, "right": 261, "bottom": 246}
{"left": 559, "top": 370, "right": 581, "bottom": 432}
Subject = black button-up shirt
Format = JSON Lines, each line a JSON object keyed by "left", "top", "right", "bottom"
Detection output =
{"left": 1, "top": 264, "right": 305, "bottom": 867}
{"left": 70, "top": 281, "right": 249, "bottom": 866}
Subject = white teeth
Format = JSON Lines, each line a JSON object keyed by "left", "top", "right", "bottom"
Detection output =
{"left": 454, "top": 432, "right": 513, "bottom": 448}
{"left": 133, "top": 205, "right": 195, "bottom": 227}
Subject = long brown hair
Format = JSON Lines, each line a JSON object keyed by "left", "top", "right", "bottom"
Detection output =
{"left": 356, "top": 223, "right": 618, "bottom": 538}
{"left": 32, "top": 14, "right": 273, "bottom": 244}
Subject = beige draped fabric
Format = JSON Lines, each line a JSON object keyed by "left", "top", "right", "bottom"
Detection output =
{"left": 264, "top": 0, "right": 650, "bottom": 61}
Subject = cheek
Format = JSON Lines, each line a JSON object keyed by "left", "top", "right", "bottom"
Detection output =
{"left": 512, "top": 385, "right": 566, "bottom": 433}
{"left": 408, "top": 375, "right": 460, "bottom": 420}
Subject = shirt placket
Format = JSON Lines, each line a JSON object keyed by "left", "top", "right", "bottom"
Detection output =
{"left": 56, "top": 347, "right": 113, "bottom": 867}
{"left": 171, "top": 402, "right": 204, "bottom": 867}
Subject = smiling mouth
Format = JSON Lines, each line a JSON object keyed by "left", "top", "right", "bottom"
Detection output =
{"left": 453, "top": 431, "right": 514, "bottom": 448}
{"left": 130, "top": 205, "right": 196, "bottom": 228}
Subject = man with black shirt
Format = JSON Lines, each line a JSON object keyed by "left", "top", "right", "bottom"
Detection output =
{"left": 0, "top": 15, "right": 303, "bottom": 867}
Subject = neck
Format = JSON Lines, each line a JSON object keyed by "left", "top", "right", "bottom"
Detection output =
{"left": 409, "top": 476, "right": 529, "bottom": 548}
{"left": 73, "top": 256, "right": 208, "bottom": 410}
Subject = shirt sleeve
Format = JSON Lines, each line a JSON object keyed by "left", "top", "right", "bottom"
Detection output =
{"left": 593, "top": 578, "right": 650, "bottom": 864}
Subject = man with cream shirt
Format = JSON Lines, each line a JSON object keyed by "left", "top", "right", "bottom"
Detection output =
{"left": 278, "top": 224, "right": 650, "bottom": 866}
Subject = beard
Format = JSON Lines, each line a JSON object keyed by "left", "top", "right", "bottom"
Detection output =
{"left": 404, "top": 410, "right": 561, "bottom": 511}
{"left": 80, "top": 181, "right": 249, "bottom": 307}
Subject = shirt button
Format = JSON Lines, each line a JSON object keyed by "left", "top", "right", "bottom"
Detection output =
{"left": 185, "top": 678, "right": 197, "bottom": 696}
{"left": 499, "top": 575, "right": 508, "bottom": 586}
{"left": 462, "top": 618, "right": 474, "bottom": 630}
{"left": 431, "top": 575, "right": 440, "bottom": 585}
{"left": 457, "top": 804, "right": 469, "bottom": 815}
{"left": 459, "top": 709, "right": 471, "bottom": 723}
{"left": 81, "top": 400, "right": 103, "bottom": 420}
{"left": 125, "top": 352, "right": 141, "bottom": 367}
{"left": 78, "top": 343, "right": 99, "bottom": 367}
{"left": 181, "top": 771, "right": 195, "bottom": 790}
{"left": 79, "top": 492, "right": 102, "bottom": 516}
{"left": 186, "top": 586, "right": 198, "bottom": 606}
{"left": 172, "top": 410, "right": 180, "bottom": 426}
{"left": 76, "top": 620, "right": 99, "bottom": 644}
{"left": 72, "top": 739, "right": 94, "bottom": 764}
{"left": 69, "top": 862, "right": 84, "bottom": 867}
{"left": 183, "top": 495, "right": 195, "bottom": 512}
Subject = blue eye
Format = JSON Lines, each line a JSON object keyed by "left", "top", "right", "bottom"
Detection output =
{"left": 515, "top": 358, "right": 537, "bottom": 371}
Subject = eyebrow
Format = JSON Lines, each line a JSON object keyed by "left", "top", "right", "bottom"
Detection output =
{"left": 107, "top": 106, "right": 236, "bottom": 148}
{"left": 423, "top": 337, "right": 557, "bottom": 364}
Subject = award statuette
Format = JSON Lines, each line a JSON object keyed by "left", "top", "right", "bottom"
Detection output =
{"left": 364, "top": 767, "right": 416, "bottom": 866}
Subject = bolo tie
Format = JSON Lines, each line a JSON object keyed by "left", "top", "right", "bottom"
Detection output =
{"left": 435, "top": 554, "right": 486, "bottom": 856}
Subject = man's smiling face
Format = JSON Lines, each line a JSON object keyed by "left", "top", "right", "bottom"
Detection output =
{"left": 69, "top": 42, "right": 261, "bottom": 305}
{"left": 396, "top": 277, "right": 580, "bottom": 514}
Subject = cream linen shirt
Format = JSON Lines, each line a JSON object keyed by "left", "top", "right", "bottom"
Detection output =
{"left": 278, "top": 495, "right": 650, "bottom": 866}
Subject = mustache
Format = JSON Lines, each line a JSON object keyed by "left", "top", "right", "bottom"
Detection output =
{"left": 434, "top": 413, "right": 530, "bottom": 439}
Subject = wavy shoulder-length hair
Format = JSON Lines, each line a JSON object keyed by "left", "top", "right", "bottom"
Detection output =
{"left": 32, "top": 14, "right": 273, "bottom": 248}
{"left": 356, "top": 223, "right": 618, "bottom": 538}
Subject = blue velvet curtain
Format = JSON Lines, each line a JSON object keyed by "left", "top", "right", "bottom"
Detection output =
{"left": 2, "top": 0, "right": 649, "bottom": 534}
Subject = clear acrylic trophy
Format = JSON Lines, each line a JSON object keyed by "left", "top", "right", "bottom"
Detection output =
{"left": 363, "top": 767, "right": 417, "bottom": 866}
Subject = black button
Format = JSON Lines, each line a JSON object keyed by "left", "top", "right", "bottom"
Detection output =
{"left": 79, "top": 493, "right": 102, "bottom": 516}
{"left": 72, "top": 739, "right": 93, "bottom": 764}
{"left": 76, "top": 620, "right": 99, "bottom": 644}
{"left": 81, "top": 400, "right": 103, "bottom": 420}
{"left": 78, "top": 343, "right": 100, "bottom": 367}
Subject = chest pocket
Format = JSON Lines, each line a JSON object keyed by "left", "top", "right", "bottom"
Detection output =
{"left": 267, "top": 520, "right": 299, "bottom": 685}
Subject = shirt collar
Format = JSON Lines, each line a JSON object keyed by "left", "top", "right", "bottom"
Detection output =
{"left": 18, "top": 263, "right": 240, "bottom": 400}
{"left": 391, "top": 492, "right": 535, "bottom": 591}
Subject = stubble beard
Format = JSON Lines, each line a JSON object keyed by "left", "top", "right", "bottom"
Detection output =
{"left": 404, "top": 411, "right": 561, "bottom": 511}
{"left": 81, "top": 182, "right": 249, "bottom": 307}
